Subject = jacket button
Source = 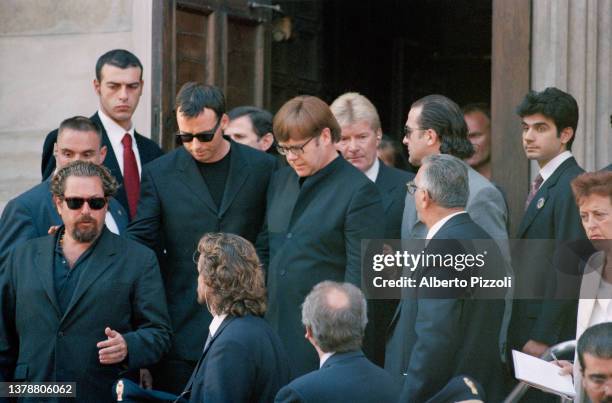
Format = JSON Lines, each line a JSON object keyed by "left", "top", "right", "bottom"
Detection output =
{"left": 58, "top": 331, "right": 64, "bottom": 337}
{"left": 280, "top": 270, "right": 286, "bottom": 276}
{"left": 287, "top": 233, "right": 292, "bottom": 239}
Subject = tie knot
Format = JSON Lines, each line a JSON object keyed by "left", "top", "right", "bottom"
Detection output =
{"left": 122, "top": 133, "right": 132, "bottom": 147}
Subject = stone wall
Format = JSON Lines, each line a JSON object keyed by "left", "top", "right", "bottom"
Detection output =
{"left": 0, "top": 0, "right": 152, "bottom": 212}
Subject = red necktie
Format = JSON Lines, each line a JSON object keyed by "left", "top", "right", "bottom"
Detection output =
{"left": 524, "top": 174, "right": 543, "bottom": 211}
{"left": 122, "top": 134, "right": 140, "bottom": 219}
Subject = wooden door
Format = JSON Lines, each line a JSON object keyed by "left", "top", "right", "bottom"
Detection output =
{"left": 151, "top": 0, "right": 273, "bottom": 150}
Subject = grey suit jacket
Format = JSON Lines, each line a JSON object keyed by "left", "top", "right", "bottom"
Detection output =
{"left": 401, "top": 163, "right": 508, "bottom": 241}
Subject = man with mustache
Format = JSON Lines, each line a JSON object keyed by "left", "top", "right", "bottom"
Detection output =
{"left": 0, "top": 161, "right": 171, "bottom": 403}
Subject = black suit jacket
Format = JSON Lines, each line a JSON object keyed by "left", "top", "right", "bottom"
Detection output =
{"left": 509, "top": 157, "right": 587, "bottom": 349}
{"left": 0, "top": 179, "right": 128, "bottom": 265}
{"left": 182, "top": 315, "right": 291, "bottom": 403}
{"left": 41, "top": 112, "right": 164, "bottom": 219}
{"left": 385, "top": 213, "right": 507, "bottom": 402}
{"left": 375, "top": 161, "right": 414, "bottom": 240}
{"left": 603, "top": 163, "right": 612, "bottom": 171}
{"left": 127, "top": 141, "right": 276, "bottom": 362}
{"left": 0, "top": 228, "right": 171, "bottom": 403}
{"left": 262, "top": 156, "right": 385, "bottom": 377}
{"left": 274, "top": 350, "right": 400, "bottom": 403}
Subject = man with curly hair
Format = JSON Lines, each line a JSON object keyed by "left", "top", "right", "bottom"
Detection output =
{"left": 177, "top": 232, "right": 291, "bottom": 402}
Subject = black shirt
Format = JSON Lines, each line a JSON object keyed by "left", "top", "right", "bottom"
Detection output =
{"left": 196, "top": 148, "right": 231, "bottom": 208}
{"left": 53, "top": 227, "right": 98, "bottom": 314}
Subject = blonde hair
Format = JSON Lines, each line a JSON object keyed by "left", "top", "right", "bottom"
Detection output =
{"left": 330, "top": 92, "right": 381, "bottom": 131}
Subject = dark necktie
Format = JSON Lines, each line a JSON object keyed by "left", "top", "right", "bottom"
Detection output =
{"left": 122, "top": 134, "right": 140, "bottom": 219}
{"left": 524, "top": 174, "right": 543, "bottom": 211}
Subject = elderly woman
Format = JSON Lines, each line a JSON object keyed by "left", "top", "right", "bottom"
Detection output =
{"left": 570, "top": 171, "right": 612, "bottom": 402}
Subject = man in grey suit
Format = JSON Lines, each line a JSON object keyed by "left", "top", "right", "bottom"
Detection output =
{"left": 400, "top": 94, "right": 508, "bottom": 241}
{"left": 0, "top": 161, "right": 171, "bottom": 402}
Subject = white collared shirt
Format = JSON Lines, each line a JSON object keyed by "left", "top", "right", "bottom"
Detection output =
{"left": 425, "top": 211, "right": 467, "bottom": 240}
{"left": 209, "top": 314, "right": 228, "bottom": 337}
{"left": 538, "top": 151, "right": 572, "bottom": 186}
{"left": 319, "top": 351, "right": 335, "bottom": 368}
{"left": 97, "top": 109, "right": 142, "bottom": 176}
{"left": 364, "top": 158, "right": 380, "bottom": 183}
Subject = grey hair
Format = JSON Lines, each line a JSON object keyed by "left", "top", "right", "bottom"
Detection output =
{"left": 51, "top": 160, "right": 118, "bottom": 198}
{"left": 301, "top": 281, "right": 368, "bottom": 353}
{"left": 420, "top": 154, "right": 469, "bottom": 208}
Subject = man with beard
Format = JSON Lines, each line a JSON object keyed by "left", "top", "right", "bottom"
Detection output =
{"left": 0, "top": 161, "right": 171, "bottom": 403}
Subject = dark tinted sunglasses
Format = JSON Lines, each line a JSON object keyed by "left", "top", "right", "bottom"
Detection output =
{"left": 63, "top": 197, "right": 107, "bottom": 210}
{"left": 176, "top": 117, "right": 221, "bottom": 143}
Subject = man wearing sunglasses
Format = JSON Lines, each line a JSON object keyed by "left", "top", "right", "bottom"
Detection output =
{"left": 0, "top": 116, "right": 129, "bottom": 265}
{"left": 127, "top": 82, "right": 276, "bottom": 394}
{"left": 0, "top": 160, "right": 172, "bottom": 403}
{"left": 260, "top": 95, "right": 384, "bottom": 378}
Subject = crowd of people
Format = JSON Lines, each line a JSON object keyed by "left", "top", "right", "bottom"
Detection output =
{"left": 0, "top": 48, "right": 610, "bottom": 403}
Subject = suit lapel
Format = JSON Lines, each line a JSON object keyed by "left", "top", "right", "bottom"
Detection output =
{"left": 60, "top": 229, "right": 116, "bottom": 322}
{"left": 577, "top": 252, "right": 605, "bottom": 333}
{"left": 176, "top": 148, "right": 218, "bottom": 214}
{"left": 218, "top": 143, "right": 248, "bottom": 217}
{"left": 375, "top": 163, "right": 394, "bottom": 213}
{"left": 34, "top": 236, "right": 62, "bottom": 318}
{"left": 92, "top": 113, "right": 123, "bottom": 183}
{"left": 517, "top": 157, "right": 577, "bottom": 238}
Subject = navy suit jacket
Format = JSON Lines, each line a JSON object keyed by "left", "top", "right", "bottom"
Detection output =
{"left": 375, "top": 161, "right": 414, "bottom": 240}
{"left": 0, "top": 228, "right": 172, "bottom": 403}
{"left": 0, "top": 179, "right": 128, "bottom": 264}
{"left": 602, "top": 163, "right": 612, "bottom": 171}
{"left": 509, "top": 157, "right": 588, "bottom": 349}
{"left": 127, "top": 141, "right": 276, "bottom": 362}
{"left": 41, "top": 112, "right": 164, "bottom": 219}
{"left": 274, "top": 350, "right": 400, "bottom": 403}
{"left": 385, "top": 213, "right": 507, "bottom": 402}
{"left": 182, "top": 315, "right": 291, "bottom": 403}
{"left": 262, "top": 156, "right": 385, "bottom": 377}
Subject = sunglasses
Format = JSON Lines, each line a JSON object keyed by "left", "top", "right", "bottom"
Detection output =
{"left": 176, "top": 117, "right": 221, "bottom": 143}
{"left": 62, "top": 197, "right": 107, "bottom": 210}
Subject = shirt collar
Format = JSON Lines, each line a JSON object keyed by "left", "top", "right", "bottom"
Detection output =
{"left": 98, "top": 108, "right": 135, "bottom": 145}
{"left": 364, "top": 158, "right": 380, "bottom": 182}
{"left": 209, "top": 313, "right": 228, "bottom": 337}
{"left": 538, "top": 151, "right": 572, "bottom": 183}
{"left": 320, "top": 351, "right": 335, "bottom": 368}
{"left": 425, "top": 211, "right": 467, "bottom": 240}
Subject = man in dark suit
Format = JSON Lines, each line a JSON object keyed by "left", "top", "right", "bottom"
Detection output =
{"left": 40, "top": 49, "right": 163, "bottom": 220}
{"left": 509, "top": 87, "right": 588, "bottom": 362}
{"left": 0, "top": 116, "right": 128, "bottom": 264}
{"left": 386, "top": 154, "right": 507, "bottom": 402}
{"left": 173, "top": 232, "right": 291, "bottom": 402}
{"left": 127, "top": 83, "right": 276, "bottom": 393}
{"left": 330, "top": 92, "right": 413, "bottom": 366}
{"left": 226, "top": 106, "right": 275, "bottom": 153}
{"left": 275, "top": 281, "right": 400, "bottom": 403}
{"left": 261, "top": 95, "right": 385, "bottom": 378}
{"left": 0, "top": 161, "right": 171, "bottom": 403}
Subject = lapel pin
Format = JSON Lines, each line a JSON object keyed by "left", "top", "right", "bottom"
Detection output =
{"left": 536, "top": 198, "right": 545, "bottom": 209}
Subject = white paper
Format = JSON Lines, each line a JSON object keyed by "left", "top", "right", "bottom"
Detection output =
{"left": 512, "top": 350, "right": 576, "bottom": 398}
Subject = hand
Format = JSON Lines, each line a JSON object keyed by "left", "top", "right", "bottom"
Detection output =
{"left": 522, "top": 339, "right": 549, "bottom": 357}
{"left": 47, "top": 225, "right": 61, "bottom": 235}
{"left": 554, "top": 360, "right": 574, "bottom": 376}
{"left": 97, "top": 327, "right": 128, "bottom": 364}
{"left": 140, "top": 368, "right": 153, "bottom": 389}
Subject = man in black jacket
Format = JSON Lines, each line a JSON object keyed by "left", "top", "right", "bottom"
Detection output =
{"left": 261, "top": 95, "right": 385, "bottom": 378}
{"left": 127, "top": 83, "right": 276, "bottom": 393}
{"left": 40, "top": 49, "right": 163, "bottom": 220}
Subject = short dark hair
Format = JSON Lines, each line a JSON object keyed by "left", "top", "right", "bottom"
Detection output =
{"left": 516, "top": 87, "right": 579, "bottom": 150}
{"left": 273, "top": 95, "right": 341, "bottom": 143}
{"left": 228, "top": 106, "right": 273, "bottom": 138}
{"left": 175, "top": 82, "right": 225, "bottom": 119}
{"left": 412, "top": 95, "right": 474, "bottom": 159}
{"left": 95, "top": 49, "right": 143, "bottom": 81}
{"left": 58, "top": 116, "right": 102, "bottom": 143}
{"left": 197, "top": 233, "right": 266, "bottom": 317}
{"left": 577, "top": 322, "right": 612, "bottom": 371}
{"left": 462, "top": 102, "right": 491, "bottom": 120}
{"left": 51, "top": 161, "right": 118, "bottom": 198}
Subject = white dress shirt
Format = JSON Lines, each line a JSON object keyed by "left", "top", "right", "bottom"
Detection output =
{"left": 364, "top": 158, "right": 380, "bottom": 183}
{"left": 97, "top": 109, "right": 142, "bottom": 177}
{"left": 538, "top": 151, "right": 572, "bottom": 186}
{"left": 425, "top": 211, "right": 467, "bottom": 240}
{"left": 319, "top": 351, "right": 335, "bottom": 368}
{"left": 209, "top": 313, "right": 228, "bottom": 337}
